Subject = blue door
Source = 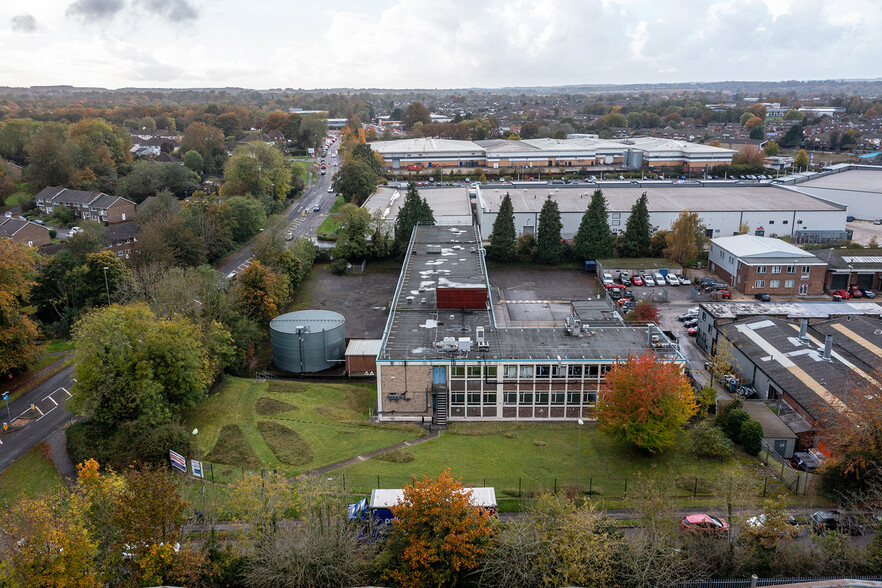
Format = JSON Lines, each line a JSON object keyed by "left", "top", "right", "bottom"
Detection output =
{"left": 432, "top": 367, "right": 447, "bottom": 385}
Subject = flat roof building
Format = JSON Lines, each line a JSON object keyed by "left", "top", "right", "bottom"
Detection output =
{"left": 376, "top": 224, "right": 683, "bottom": 425}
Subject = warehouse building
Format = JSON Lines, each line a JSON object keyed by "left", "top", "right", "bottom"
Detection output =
{"left": 783, "top": 165, "right": 882, "bottom": 221}
{"left": 369, "top": 137, "right": 735, "bottom": 171}
{"left": 375, "top": 224, "right": 684, "bottom": 425}
{"left": 814, "top": 247, "right": 882, "bottom": 292}
{"left": 474, "top": 184, "right": 847, "bottom": 241}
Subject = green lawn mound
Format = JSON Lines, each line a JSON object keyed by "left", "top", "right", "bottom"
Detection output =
{"left": 373, "top": 449, "right": 415, "bottom": 463}
{"left": 255, "top": 397, "right": 297, "bottom": 415}
{"left": 204, "top": 424, "right": 261, "bottom": 469}
{"left": 258, "top": 421, "right": 314, "bottom": 466}
{"left": 267, "top": 380, "right": 309, "bottom": 394}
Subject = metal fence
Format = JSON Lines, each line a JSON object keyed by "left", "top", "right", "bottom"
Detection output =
{"left": 676, "top": 576, "right": 882, "bottom": 588}
{"left": 759, "top": 440, "right": 817, "bottom": 496}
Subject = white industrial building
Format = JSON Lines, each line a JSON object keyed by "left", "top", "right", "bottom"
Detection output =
{"left": 782, "top": 165, "right": 882, "bottom": 221}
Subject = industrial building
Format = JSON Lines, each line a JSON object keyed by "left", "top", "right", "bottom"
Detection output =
{"left": 270, "top": 310, "right": 347, "bottom": 374}
{"left": 782, "top": 165, "right": 882, "bottom": 221}
{"left": 814, "top": 247, "right": 882, "bottom": 292}
{"left": 474, "top": 184, "right": 847, "bottom": 241}
{"left": 375, "top": 224, "right": 683, "bottom": 425}
{"left": 369, "top": 137, "right": 735, "bottom": 171}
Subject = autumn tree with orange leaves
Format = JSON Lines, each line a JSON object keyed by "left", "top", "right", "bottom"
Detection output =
{"left": 0, "top": 237, "right": 41, "bottom": 375}
{"left": 597, "top": 352, "right": 697, "bottom": 454}
{"left": 382, "top": 469, "right": 494, "bottom": 588}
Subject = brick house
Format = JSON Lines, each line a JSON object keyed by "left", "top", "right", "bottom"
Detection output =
{"left": 34, "top": 187, "right": 136, "bottom": 225}
{"left": 103, "top": 222, "right": 139, "bottom": 259}
{"left": 0, "top": 217, "right": 51, "bottom": 247}
{"left": 708, "top": 234, "right": 827, "bottom": 296}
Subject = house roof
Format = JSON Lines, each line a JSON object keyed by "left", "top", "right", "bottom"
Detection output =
{"left": 345, "top": 339, "right": 383, "bottom": 357}
{"left": 813, "top": 248, "right": 882, "bottom": 271}
{"left": 0, "top": 217, "right": 49, "bottom": 238}
{"left": 104, "top": 221, "right": 139, "bottom": 243}
{"left": 711, "top": 234, "right": 820, "bottom": 260}
{"left": 34, "top": 186, "right": 65, "bottom": 201}
{"left": 52, "top": 188, "right": 100, "bottom": 205}
{"left": 741, "top": 402, "right": 798, "bottom": 440}
{"left": 90, "top": 194, "right": 119, "bottom": 208}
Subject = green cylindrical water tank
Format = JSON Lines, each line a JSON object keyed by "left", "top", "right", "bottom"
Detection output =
{"left": 270, "top": 310, "right": 346, "bottom": 373}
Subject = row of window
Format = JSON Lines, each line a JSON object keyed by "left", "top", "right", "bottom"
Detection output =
{"left": 450, "top": 389, "right": 598, "bottom": 406}
{"left": 754, "top": 280, "right": 809, "bottom": 293}
{"left": 450, "top": 364, "right": 611, "bottom": 379}
{"left": 756, "top": 265, "right": 811, "bottom": 274}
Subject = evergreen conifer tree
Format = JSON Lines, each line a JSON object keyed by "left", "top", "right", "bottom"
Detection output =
{"left": 536, "top": 196, "right": 563, "bottom": 265}
{"left": 573, "top": 189, "right": 614, "bottom": 261}
{"left": 488, "top": 193, "right": 516, "bottom": 262}
{"left": 622, "top": 192, "right": 652, "bottom": 258}
{"left": 394, "top": 182, "right": 435, "bottom": 256}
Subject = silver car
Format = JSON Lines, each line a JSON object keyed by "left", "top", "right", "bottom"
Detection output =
{"left": 642, "top": 274, "right": 655, "bottom": 287}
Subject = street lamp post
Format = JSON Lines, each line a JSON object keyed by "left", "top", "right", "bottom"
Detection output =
{"left": 102, "top": 266, "right": 110, "bottom": 305}
{"left": 576, "top": 418, "right": 584, "bottom": 489}
{"left": 2, "top": 392, "right": 10, "bottom": 425}
{"left": 192, "top": 428, "right": 201, "bottom": 464}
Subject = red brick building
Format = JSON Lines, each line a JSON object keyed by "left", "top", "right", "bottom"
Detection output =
{"left": 0, "top": 217, "right": 51, "bottom": 247}
{"left": 34, "top": 187, "right": 136, "bottom": 225}
{"left": 708, "top": 234, "right": 827, "bottom": 297}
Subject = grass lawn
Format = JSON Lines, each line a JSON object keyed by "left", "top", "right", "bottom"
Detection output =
{"left": 43, "top": 340, "right": 75, "bottom": 354}
{"left": 184, "top": 377, "right": 424, "bottom": 482}
{"left": 3, "top": 191, "right": 27, "bottom": 208}
{"left": 0, "top": 443, "right": 64, "bottom": 504}
{"left": 329, "top": 194, "right": 345, "bottom": 213}
{"left": 339, "top": 422, "right": 771, "bottom": 500}
{"left": 317, "top": 214, "right": 342, "bottom": 240}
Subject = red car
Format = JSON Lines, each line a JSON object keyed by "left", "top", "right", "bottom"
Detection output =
{"left": 682, "top": 513, "right": 729, "bottom": 533}
{"left": 717, "top": 290, "right": 731, "bottom": 299}
{"left": 848, "top": 286, "right": 863, "bottom": 298}
{"left": 631, "top": 276, "right": 643, "bottom": 286}
{"left": 831, "top": 290, "right": 850, "bottom": 300}
{"left": 687, "top": 327, "right": 698, "bottom": 336}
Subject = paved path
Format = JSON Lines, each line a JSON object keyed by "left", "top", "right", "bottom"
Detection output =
{"left": 307, "top": 429, "right": 441, "bottom": 475}
{"left": 44, "top": 426, "right": 77, "bottom": 482}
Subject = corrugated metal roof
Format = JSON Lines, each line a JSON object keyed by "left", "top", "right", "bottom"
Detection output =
{"left": 345, "top": 339, "right": 383, "bottom": 357}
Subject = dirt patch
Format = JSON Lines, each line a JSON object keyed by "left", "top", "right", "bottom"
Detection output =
{"left": 255, "top": 397, "right": 297, "bottom": 415}
{"left": 373, "top": 449, "right": 415, "bottom": 463}
{"left": 204, "top": 424, "right": 262, "bottom": 469}
{"left": 257, "top": 421, "right": 313, "bottom": 466}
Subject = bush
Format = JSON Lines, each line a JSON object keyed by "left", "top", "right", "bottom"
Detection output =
{"left": 690, "top": 421, "right": 734, "bottom": 460}
{"left": 515, "top": 233, "right": 537, "bottom": 263}
{"left": 715, "top": 397, "right": 742, "bottom": 429}
{"left": 330, "top": 258, "right": 349, "bottom": 275}
{"left": 724, "top": 408, "right": 750, "bottom": 442}
{"left": 739, "top": 420, "right": 764, "bottom": 455}
{"left": 48, "top": 228, "right": 56, "bottom": 239}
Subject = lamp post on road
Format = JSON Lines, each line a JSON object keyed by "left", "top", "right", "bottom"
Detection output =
{"left": 576, "top": 418, "right": 584, "bottom": 489}
{"left": 102, "top": 266, "right": 110, "bottom": 305}
{"left": 2, "top": 392, "right": 10, "bottom": 425}
{"left": 192, "top": 428, "right": 201, "bottom": 464}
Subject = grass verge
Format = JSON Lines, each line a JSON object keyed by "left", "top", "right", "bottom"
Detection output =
{"left": 255, "top": 397, "right": 297, "bottom": 415}
{"left": 204, "top": 424, "right": 262, "bottom": 469}
{"left": 0, "top": 443, "right": 64, "bottom": 504}
{"left": 257, "top": 421, "right": 313, "bottom": 465}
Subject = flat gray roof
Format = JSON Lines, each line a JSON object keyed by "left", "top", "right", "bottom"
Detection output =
{"left": 741, "top": 402, "right": 798, "bottom": 440}
{"left": 363, "top": 186, "right": 472, "bottom": 221}
{"left": 795, "top": 169, "right": 882, "bottom": 193}
{"left": 700, "top": 301, "right": 882, "bottom": 320}
{"left": 378, "top": 224, "right": 681, "bottom": 363}
{"left": 476, "top": 185, "right": 844, "bottom": 214}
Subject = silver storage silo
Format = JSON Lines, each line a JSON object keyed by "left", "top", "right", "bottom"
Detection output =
{"left": 270, "top": 310, "right": 346, "bottom": 373}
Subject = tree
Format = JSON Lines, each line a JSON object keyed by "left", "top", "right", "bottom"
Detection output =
{"left": 480, "top": 493, "right": 621, "bottom": 588}
{"left": 382, "top": 469, "right": 494, "bottom": 588}
{"left": 488, "top": 193, "right": 516, "bottom": 262}
{"left": 573, "top": 189, "right": 614, "bottom": 261}
{"left": 664, "top": 210, "right": 706, "bottom": 265}
{"left": 784, "top": 109, "right": 805, "bottom": 121}
{"left": 520, "top": 122, "right": 539, "bottom": 139}
{"left": 403, "top": 102, "right": 431, "bottom": 130}
{"left": 393, "top": 182, "right": 435, "bottom": 256}
{"left": 120, "top": 160, "right": 200, "bottom": 202}
{"left": 183, "top": 149, "right": 204, "bottom": 173}
{"left": 331, "top": 159, "right": 377, "bottom": 206}
{"left": 690, "top": 420, "right": 734, "bottom": 460}
{"left": 597, "top": 352, "right": 698, "bottom": 453}
{"left": 740, "top": 419, "right": 764, "bottom": 455}
{"left": 23, "top": 125, "right": 74, "bottom": 191}
{"left": 734, "top": 146, "right": 765, "bottom": 167}
{"left": 216, "top": 112, "right": 242, "bottom": 138}
{"left": 624, "top": 300, "right": 660, "bottom": 324}
{"left": 622, "top": 192, "right": 652, "bottom": 258}
{"left": 0, "top": 237, "right": 41, "bottom": 375}
{"left": 70, "top": 303, "right": 212, "bottom": 431}
{"left": 228, "top": 471, "right": 298, "bottom": 537}
{"left": 516, "top": 232, "right": 537, "bottom": 263}
{"left": 794, "top": 149, "right": 809, "bottom": 170}
{"left": 180, "top": 122, "right": 226, "bottom": 174}
{"left": 738, "top": 222, "right": 751, "bottom": 235}
{"left": 779, "top": 124, "right": 804, "bottom": 148}
{"left": 226, "top": 196, "right": 267, "bottom": 242}
{"left": 332, "top": 203, "right": 372, "bottom": 261}
{"left": 536, "top": 196, "right": 563, "bottom": 265}
{"left": 221, "top": 143, "right": 291, "bottom": 200}
{"left": 236, "top": 261, "right": 288, "bottom": 323}
{"left": 763, "top": 141, "right": 780, "bottom": 156}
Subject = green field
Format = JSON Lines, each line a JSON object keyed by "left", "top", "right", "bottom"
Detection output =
{"left": 3, "top": 191, "right": 27, "bottom": 208}
{"left": 0, "top": 443, "right": 64, "bottom": 504}
{"left": 184, "top": 377, "right": 424, "bottom": 482}
{"left": 339, "top": 422, "right": 760, "bottom": 499}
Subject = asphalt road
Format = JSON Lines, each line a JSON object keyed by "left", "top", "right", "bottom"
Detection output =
{"left": 215, "top": 138, "right": 341, "bottom": 277}
{"left": 0, "top": 363, "right": 74, "bottom": 473}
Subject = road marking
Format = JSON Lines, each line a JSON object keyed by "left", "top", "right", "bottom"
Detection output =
{"left": 47, "top": 396, "right": 58, "bottom": 406}
{"left": 34, "top": 405, "right": 44, "bottom": 416}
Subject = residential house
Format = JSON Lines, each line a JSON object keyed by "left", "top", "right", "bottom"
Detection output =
{"left": 34, "top": 187, "right": 136, "bottom": 225}
{"left": 103, "top": 221, "right": 139, "bottom": 259}
{"left": 708, "top": 234, "right": 827, "bottom": 296}
{"left": 0, "top": 217, "right": 51, "bottom": 247}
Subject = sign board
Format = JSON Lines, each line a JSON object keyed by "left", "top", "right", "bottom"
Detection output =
{"left": 307, "top": 148, "right": 315, "bottom": 155}
{"left": 169, "top": 450, "right": 186, "bottom": 473}
{"left": 191, "top": 460, "right": 204, "bottom": 478}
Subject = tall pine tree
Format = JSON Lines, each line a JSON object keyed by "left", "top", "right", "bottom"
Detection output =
{"left": 536, "top": 196, "right": 563, "bottom": 265}
{"left": 488, "top": 193, "right": 516, "bottom": 262}
{"left": 622, "top": 192, "right": 652, "bottom": 258}
{"left": 573, "top": 189, "right": 614, "bottom": 261}
{"left": 394, "top": 182, "right": 435, "bottom": 256}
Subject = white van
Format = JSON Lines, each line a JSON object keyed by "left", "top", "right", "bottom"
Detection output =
{"left": 653, "top": 272, "right": 665, "bottom": 286}
{"left": 602, "top": 273, "right": 614, "bottom": 286}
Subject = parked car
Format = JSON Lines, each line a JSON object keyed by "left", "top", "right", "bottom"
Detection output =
{"left": 848, "top": 285, "right": 863, "bottom": 298}
{"left": 687, "top": 327, "right": 698, "bottom": 336}
{"left": 754, "top": 292, "right": 771, "bottom": 302}
{"left": 642, "top": 274, "right": 655, "bottom": 287}
{"left": 313, "top": 205, "right": 321, "bottom": 212}
{"left": 619, "top": 273, "right": 632, "bottom": 286}
{"left": 831, "top": 289, "right": 850, "bottom": 300}
{"left": 874, "top": 219, "right": 882, "bottom": 225}
{"left": 684, "top": 319, "right": 699, "bottom": 329}
{"left": 631, "top": 275, "right": 644, "bottom": 286}
{"left": 678, "top": 312, "right": 698, "bottom": 321}
{"left": 682, "top": 514, "right": 729, "bottom": 534}
{"left": 861, "top": 289, "right": 876, "bottom": 298}
{"left": 718, "top": 290, "right": 731, "bottom": 299}
{"left": 602, "top": 273, "right": 614, "bottom": 286}
{"left": 810, "top": 510, "right": 864, "bottom": 536}
{"left": 653, "top": 272, "right": 666, "bottom": 286}
{"left": 666, "top": 274, "right": 680, "bottom": 286}
{"left": 678, "top": 275, "right": 691, "bottom": 285}
{"left": 846, "top": 215, "right": 856, "bottom": 222}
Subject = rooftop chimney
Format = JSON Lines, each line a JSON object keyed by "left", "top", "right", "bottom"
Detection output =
{"left": 822, "top": 335, "right": 833, "bottom": 361}
{"left": 799, "top": 319, "right": 809, "bottom": 342}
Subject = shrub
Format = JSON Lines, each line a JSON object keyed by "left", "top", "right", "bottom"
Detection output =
{"left": 715, "top": 397, "right": 743, "bottom": 430}
{"left": 740, "top": 419, "right": 764, "bottom": 455}
{"left": 690, "top": 420, "right": 734, "bottom": 460}
{"left": 724, "top": 408, "right": 750, "bottom": 442}
{"left": 48, "top": 228, "right": 56, "bottom": 239}
{"left": 330, "top": 258, "right": 349, "bottom": 275}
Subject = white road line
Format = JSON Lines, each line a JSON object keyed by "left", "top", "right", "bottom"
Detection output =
{"left": 34, "top": 406, "right": 44, "bottom": 416}
{"left": 35, "top": 406, "right": 56, "bottom": 421}
{"left": 47, "top": 396, "right": 58, "bottom": 406}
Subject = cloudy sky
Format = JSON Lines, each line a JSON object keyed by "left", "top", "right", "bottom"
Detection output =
{"left": 1, "top": 0, "right": 880, "bottom": 89}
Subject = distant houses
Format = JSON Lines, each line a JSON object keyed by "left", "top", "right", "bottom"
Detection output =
{"left": 34, "top": 187, "right": 136, "bottom": 225}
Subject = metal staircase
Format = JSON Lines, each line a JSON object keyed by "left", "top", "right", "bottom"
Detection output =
{"left": 433, "top": 386, "right": 448, "bottom": 429}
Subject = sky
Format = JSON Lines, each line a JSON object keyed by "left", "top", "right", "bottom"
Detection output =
{"left": 1, "top": 0, "right": 880, "bottom": 90}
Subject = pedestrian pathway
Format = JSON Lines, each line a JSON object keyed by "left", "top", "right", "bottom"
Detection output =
{"left": 44, "top": 426, "right": 77, "bottom": 483}
{"left": 307, "top": 429, "right": 440, "bottom": 475}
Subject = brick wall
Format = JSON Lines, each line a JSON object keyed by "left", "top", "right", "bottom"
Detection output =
{"left": 378, "top": 364, "right": 434, "bottom": 421}
{"left": 736, "top": 263, "right": 826, "bottom": 296}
